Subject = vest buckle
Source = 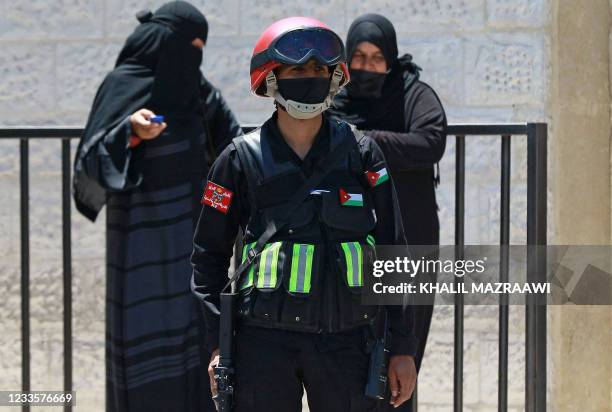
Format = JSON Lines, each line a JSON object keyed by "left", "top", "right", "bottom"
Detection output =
{"left": 247, "top": 248, "right": 257, "bottom": 262}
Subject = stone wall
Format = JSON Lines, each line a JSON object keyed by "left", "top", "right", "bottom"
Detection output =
{"left": 0, "top": 0, "right": 551, "bottom": 410}
{"left": 548, "top": 0, "right": 612, "bottom": 411}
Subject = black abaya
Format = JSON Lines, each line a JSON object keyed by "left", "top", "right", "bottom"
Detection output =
{"left": 329, "top": 13, "right": 447, "bottom": 412}
{"left": 73, "top": 3, "right": 242, "bottom": 411}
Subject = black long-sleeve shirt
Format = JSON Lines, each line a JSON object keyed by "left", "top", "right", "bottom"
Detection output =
{"left": 191, "top": 113, "right": 418, "bottom": 356}
{"left": 365, "top": 81, "right": 447, "bottom": 246}
{"left": 366, "top": 81, "right": 446, "bottom": 172}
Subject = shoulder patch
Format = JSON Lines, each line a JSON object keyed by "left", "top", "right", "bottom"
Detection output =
{"left": 365, "top": 167, "right": 389, "bottom": 187}
{"left": 201, "top": 181, "right": 233, "bottom": 214}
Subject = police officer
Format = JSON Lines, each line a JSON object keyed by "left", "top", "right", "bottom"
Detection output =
{"left": 191, "top": 17, "right": 417, "bottom": 412}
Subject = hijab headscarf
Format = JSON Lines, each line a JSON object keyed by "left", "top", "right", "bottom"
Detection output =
{"left": 74, "top": 1, "right": 208, "bottom": 220}
{"left": 345, "top": 13, "right": 398, "bottom": 67}
{"left": 329, "top": 13, "right": 421, "bottom": 132}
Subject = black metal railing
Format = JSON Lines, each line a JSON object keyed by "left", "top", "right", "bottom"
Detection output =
{"left": 0, "top": 123, "right": 547, "bottom": 412}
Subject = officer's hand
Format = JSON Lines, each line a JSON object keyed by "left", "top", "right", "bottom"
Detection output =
{"left": 208, "top": 348, "right": 220, "bottom": 397}
{"left": 387, "top": 355, "right": 416, "bottom": 408}
{"left": 129, "top": 108, "right": 167, "bottom": 140}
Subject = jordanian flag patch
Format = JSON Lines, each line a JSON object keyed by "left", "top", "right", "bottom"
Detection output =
{"left": 339, "top": 188, "right": 363, "bottom": 207}
{"left": 366, "top": 167, "right": 389, "bottom": 187}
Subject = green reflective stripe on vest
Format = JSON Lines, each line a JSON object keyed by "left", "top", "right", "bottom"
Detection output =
{"left": 289, "top": 244, "right": 314, "bottom": 293}
{"left": 341, "top": 242, "right": 363, "bottom": 287}
{"left": 257, "top": 242, "right": 282, "bottom": 289}
{"left": 240, "top": 242, "right": 256, "bottom": 289}
{"left": 366, "top": 235, "right": 376, "bottom": 246}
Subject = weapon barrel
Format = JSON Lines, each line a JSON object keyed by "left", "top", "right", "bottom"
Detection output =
{"left": 218, "top": 293, "right": 235, "bottom": 364}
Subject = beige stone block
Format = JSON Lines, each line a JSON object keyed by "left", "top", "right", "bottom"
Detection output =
{"left": 346, "top": 0, "right": 486, "bottom": 34}
{"left": 549, "top": 9, "right": 611, "bottom": 409}
{"left": 71, "top": 209, "right": 106, "bottom": 262}
{"left": 398, "top": 37, "right": 465, "bottom": 106}
{"left": 72, "top": 334, "right": 105, "bottom": 410}
{"left": 56, "top": 42, "right": 123, "bottom": 113}
{"left": 0, "top": 334, "right": 22, "bottom": 390}
{"left": 104, "top": 0, "right": 240, "bottom": 39}
{"left": 0, "top": 0, "right": 103, "bottom": 40}
{"left": 24, "top": 176, "right": 63, "bottom": 261}
{"left": 435, "top": 134, "right": 529, "bottom": 245}
{"left": 104, "top": 0, "right": 174, "bottom": 40}
{"left": 0, "top": 44, "right": 56, "bottom": 125}
{"left": 190, "top": 0, "right": 241, "bottom": 36}
{"left": 480, "top": 335, "right": 525, "bottom": 406}
{"left": 0, "top": 175, "right": 20, "bottom": 259}
{"left": 465, "top": 33, "right": 546, "bottom": 106}
{"left": 72, "top": 258, "right": 105, "bottom": 330}
{"left": 0, "top": 141, "right": 19, "bottom": 175}
{"left": 0, "top": 264, "right": 21, "bottom": 332}
{"left": 418, "top": 331, "right": 480, "bottom": 405}
{"left": 550, "top": 305, "right": 612, "bottom": 412}
{"left": 239, "top": 0, "right": 346, "bottom": 37}
{"left": 486, "top": 0, "right": 548, "bottom": 28}
{"left": 28, "top": 321, "right": 64, "bottom": 390}
{"left": 202, "top": 36, "right": 271, "bottom": 119}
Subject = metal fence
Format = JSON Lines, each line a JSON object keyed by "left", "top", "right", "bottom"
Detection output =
{"left": 0, "top": 123, "right": 547, "bottom": 412}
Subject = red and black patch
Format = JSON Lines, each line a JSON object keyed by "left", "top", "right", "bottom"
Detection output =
{"left": 201, "top": 181, "right": 233, "bottom": 214}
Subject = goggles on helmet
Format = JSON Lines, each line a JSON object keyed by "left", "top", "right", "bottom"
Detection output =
{"left": 250, "top": 27, "right": 346, "bottom": 72}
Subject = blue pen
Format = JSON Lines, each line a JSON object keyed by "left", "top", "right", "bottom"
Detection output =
{"left": 150, "top": 115, "right": 165, "bottom": 124}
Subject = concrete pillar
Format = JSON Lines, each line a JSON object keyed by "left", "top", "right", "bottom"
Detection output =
{"left": 549, "top": 0, "right": 612, "bottom": 411}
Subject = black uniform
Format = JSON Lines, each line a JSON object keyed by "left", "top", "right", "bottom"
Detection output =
{"left": 191, "top": 113, "right": 417, "bottom": 411}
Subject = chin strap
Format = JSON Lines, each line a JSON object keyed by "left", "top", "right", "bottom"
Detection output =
{"left": 265, "top": 66, "right": 345, "bottom": 120}
{"left": 328, "top": 64, "right": 345, "bottom": 95}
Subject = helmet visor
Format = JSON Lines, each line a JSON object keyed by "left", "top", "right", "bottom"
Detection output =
{"left": 273, "top": 28, "right": 345, "bottom": 65}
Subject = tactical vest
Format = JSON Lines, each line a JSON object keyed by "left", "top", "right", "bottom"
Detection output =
{"left": 232, "top": 120, "right": 379, "bottom": 333}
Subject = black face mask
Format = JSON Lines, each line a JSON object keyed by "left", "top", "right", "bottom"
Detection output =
{"left": 346, "top": 69, "right": 387, "bottom": 98}
{"left": 277, "top": 77, "right": 331, "bottom": 104}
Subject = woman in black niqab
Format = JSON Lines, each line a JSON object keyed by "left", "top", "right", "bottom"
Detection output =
{"left": 74, "top": 1, "right": 211, "bottom": 218}
{"left": 73, "top": 2, "right": 241, "bottom": 411}
{"left": 329, "top": 13, "right": 447, "bottom": 412}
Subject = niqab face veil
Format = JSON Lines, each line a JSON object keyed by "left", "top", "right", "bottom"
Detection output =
{"left": 114, "top": 0, "right": 209, "bottom": 115}
{"left": 329, "top": 13, "right": 421, "bottom": 132}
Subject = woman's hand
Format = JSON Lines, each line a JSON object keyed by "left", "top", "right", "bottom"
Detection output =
{"left": 130, "top": 108, "right": 167, "bottom": 140}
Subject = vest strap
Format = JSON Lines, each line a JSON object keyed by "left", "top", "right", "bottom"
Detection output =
{"left": 240, "top": 242, "right": 256, "bottom": 290}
